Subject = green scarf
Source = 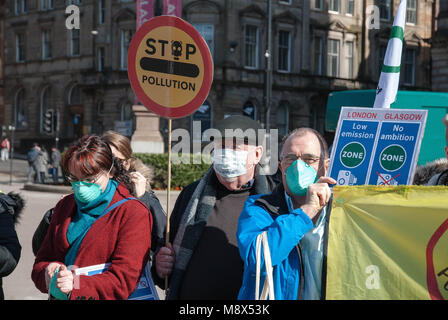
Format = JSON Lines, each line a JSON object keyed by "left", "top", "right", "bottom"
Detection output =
{"left": 65, "top": 179, "right": 119, "bottom": 266}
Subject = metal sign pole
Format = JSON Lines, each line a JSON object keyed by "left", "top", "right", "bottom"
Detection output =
{"left": 165, "top": 118, "right": 172, "bottom": 294}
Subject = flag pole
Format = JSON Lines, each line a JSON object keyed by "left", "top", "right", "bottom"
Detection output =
{"left": 373, "top": 0, "right": 407, "bottom": 109}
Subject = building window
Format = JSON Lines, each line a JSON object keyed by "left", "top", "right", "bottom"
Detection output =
{"left": 14, "top": 89, "right": 27, "bottom": 129}
{"left": 278, "top": 30, "right": 291, "bottom": 72}
{"left": 41, "top": 0, "right": 54, "bottom": 10}
{"left": 244, "top": 25, "right": 259, "bottom": 69}
{"left": 314, "top": 36, "right": 324, "bottom": 75}
{"left": 15, "top": 0, "right": 27, "bottom": 15}
{"left": 98, "top": 47, "right": 105, "bottom": 72}
{"left": 120, "top": 103, "right": 133, "bottom": 121}
{"left": 99, "top": 0, "right": 106, "bottom": 25}
{"left": 192, "top": 100, "right": 212, "bottom": 141}
{"left": 192, "top": 24, "right": 214, "bottom": 58}
{"left": 42, "top": 30, "right": 52, "bottom": 60}
{"left": 329, "top": 0, "right": 340, "bottom": 13}
{"left": 346, "top": 41, "right": 354, "bottom": 79}
{"left": 121, "top": 29, "right": 133, "bottom": 70}
{"left": 346, "top": 0, "right": 354, "bottom": 15}
{"left": 380, "top": 0, "right": 392, "bottom": 21}
{"left": 279, "top": 0, "right": 292, "bottom": 4}
{"left": 403, "top": 48, "right": 416, "bottom": 85}
{"left": 97, "top": 100, "right": 105, "bottom": 116}
{"left": 69, "top": 0, "right": 82, "bottom": 5}
{"left": 70, "top": 29, "right": 80, "bottom": 56}
{"left": 40, "top": 87, "right": 51, "bottom": 133}
{"left": 276, "top": 103, "right": 289, "bottom": 138}
{"left": 69, "top": 85, "right": 83, "bottom": 105}
{"left": 327, "top": 39, "right": 340, "bottom": 77}
{"left": 16, "top": 33, "right": 26, "bottom": 62}
{"left": 243, "top": 101, "right": 257, "bottom": 120}
{"left": 406, "top": 0, "right": 417, "bottom": 24}
{"left": 314, "top": 0, "right": 323, "bottom": 10}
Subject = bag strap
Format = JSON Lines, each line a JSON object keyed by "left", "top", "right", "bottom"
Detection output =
{"left": 255, "top": 231, "right": 275, "bottom": 300}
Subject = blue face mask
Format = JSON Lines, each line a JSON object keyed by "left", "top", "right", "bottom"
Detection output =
{"left": 71, "top": 181, "right": 103, "bottom": 203}
{"left": 285, "top": 160, "right": 318, "bottom": 196}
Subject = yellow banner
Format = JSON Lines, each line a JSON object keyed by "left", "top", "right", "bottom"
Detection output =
{"left": 326, "top": 186, "right": 448, "bottom": 300}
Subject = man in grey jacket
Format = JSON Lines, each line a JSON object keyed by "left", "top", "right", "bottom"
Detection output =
{"left": 50, "top": 147, "right": 61, "bottom": 184}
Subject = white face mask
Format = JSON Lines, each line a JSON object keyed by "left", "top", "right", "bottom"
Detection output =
{"left": 213, "top": 148, "right": 249, "bottom": 180}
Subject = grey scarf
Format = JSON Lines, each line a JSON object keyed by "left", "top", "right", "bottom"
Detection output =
{"left": 166, "top": 166, "right": 274, "bottom": 299}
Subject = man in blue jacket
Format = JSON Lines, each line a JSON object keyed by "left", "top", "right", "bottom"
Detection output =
{"left": 237, "top": 128, "right": 336, "bottom": 300}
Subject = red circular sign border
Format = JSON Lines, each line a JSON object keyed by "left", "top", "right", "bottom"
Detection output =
{"left": 426, "top": 218, "right": 448, "bottom": 300}
{"left": 127, "top": 15, "right": 213, "bottom": 119}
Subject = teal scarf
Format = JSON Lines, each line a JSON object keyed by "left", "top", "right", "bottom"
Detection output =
{"left": 65, "top": 179, "right": 119, "bottom": 266}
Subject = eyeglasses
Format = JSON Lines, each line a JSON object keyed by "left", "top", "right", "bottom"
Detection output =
{"left": 66, "top": 172, "right": 103, "bottom": 184}
{"left": 66, "top": 162, "right": 114, "bottom": 183}
{"left": 280, "top": 153, "right": 321, "bottom": 166}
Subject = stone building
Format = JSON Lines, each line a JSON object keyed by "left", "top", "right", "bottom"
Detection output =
{"left": 1, "top": 0, "right": 435, "bottom": 153}
{"left": 432, "top": 0, "right": 448, "bottom": 92}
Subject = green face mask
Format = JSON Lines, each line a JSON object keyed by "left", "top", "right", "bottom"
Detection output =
{"left": 71, "top": 181, "right": 103, "bottom": 203}
{"left": 285, "top": 159, "right": 318, "bottom": 196}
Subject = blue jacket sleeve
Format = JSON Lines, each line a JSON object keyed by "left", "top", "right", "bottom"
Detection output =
{"left": 237, "top": 195, "right": 314, "bottom": 272}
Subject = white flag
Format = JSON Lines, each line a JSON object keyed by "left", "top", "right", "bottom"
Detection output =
{"left": 373, "top": 0, "right": 407, "bottom": 109}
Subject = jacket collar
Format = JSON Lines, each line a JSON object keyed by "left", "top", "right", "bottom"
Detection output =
{"left": 254, "top": 182, "right": 289, "bottom": 216}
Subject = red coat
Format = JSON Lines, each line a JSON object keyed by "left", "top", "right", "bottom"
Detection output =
{"left": 32, "top": 183, "right": 152, "bottom": 300}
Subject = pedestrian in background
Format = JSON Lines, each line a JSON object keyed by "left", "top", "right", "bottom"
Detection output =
{"left": 0, "top": 191, "right": 25, "bottom": 300}
{"left": 50, "top": 146, "right": 61, "bottom": 184}
{"left": 31, "top": 135, "right": 152, "bottom": 300}
{"left": 37, "top": 147, "right": 48, "bottom": 184}
{"left": 1, "top": 138, "right": 10, "bottom": 161}
{"left": 27, "top": 143, "right": 41, "bottom": 183}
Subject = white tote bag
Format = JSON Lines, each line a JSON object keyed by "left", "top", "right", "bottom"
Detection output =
{"left": 255, "top": 231, "right": 275, "bottom": 300}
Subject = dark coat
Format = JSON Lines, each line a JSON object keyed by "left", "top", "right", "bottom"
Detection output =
{"left": 0, "top": 192, "right": 25, "bottom": 300}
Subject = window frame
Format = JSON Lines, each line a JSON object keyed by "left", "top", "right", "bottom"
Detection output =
{"left": 346, "top": 0, "right": 355, "bottom": 16}
{"left": 328, "top": 0, "right": 341, "bottom": 14}
{"left": 14, "top": 89, "right": 27, "bottom": 129}
{"left": 403, "top": 48, "right": 416, "bottom": 86}
{"left": 120, "top": 29, "right": 133, "bottom": 70}
{"left": 327, "top": 38, "right": 340, "bottom": 77}
{"left": 244, "top": 24, "right": 260, "bottom": 69}
{"left": 15, "top": 33, "right": 26, "bottom": 63}
{"left": 406, "top": 0, "right": 417, "bottom": 25}
{"left": 42, "top": 29, "right": 52, "bottom": 60}
{"left": 345, "top": 41, "right": 354, "bottom": 79}
{"left": 314, "top": 36, "right": 324, "bottom": 76}
{"left": 277, "top": 30, "right": 291, "bottom": 72}
{"left": 70, "top": 29, "right": 80, "bottom": 57}
{"left": 192, "top": 23, "right": 215, "bottom": 59}
{"left": 379, "top": 0, "right": 392, "bottom": 21}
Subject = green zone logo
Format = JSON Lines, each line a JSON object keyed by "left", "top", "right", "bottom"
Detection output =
{"left": 340, "top": 142, "right": 366, "bottom": 168}
{"left": 380, "top": 144, "right": 406, "bottom": 171}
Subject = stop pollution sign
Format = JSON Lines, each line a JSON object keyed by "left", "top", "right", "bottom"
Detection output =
{"left": 127, "top": 16, "right": 214, "bottom": 119}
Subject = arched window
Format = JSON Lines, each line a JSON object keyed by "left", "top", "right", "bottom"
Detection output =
{"left": 276, "top": 102, "right": 289, "bottom": 138}
{"left": 192, "top": 100, "right": 212, "bottom": 141}
{"left": 14, "top": 89, "right": 27, "bottom": 129}
{"left": 40, "top": 86, "right": 51, "bottom": 133}
{"left": 243, "top": 101, "right": 257, "bottom": 120}
{"left": 68, "top": 84, "right": 83, "bottom": 105}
